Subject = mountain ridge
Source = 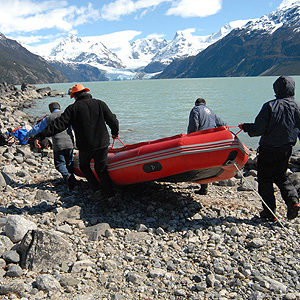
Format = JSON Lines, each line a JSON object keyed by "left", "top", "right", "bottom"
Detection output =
{"left": 32, "top": 20, "right": 248, "bottom": 81}
{"left": 2, "top": 3, "right": 300, "bottom": 83}
{"left": 155, "top": 3, "right": 300, "bottom": 79}
{"left": 0, "top": 33, "right": 67, "bottom": 85}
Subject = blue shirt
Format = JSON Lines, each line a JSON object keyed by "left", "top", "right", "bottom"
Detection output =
{"left": 24, "top": 109, "right": 60, "bottom": 140}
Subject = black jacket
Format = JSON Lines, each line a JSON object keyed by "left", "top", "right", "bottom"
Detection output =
{"left": 242, "top": 76, "right": 300, "bottom": 148}
{"left": 36, "top": 93, "right": 119, "bottom": 151}
{"left": 187, "top": 103, "right": 227, "bottom": 134}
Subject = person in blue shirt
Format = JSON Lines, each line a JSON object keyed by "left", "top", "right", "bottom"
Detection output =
{"left": 187, "top": 98, "right": 227, "bottom": 195}
{"left": 24, "top": 102, "right": 76, "bottom": 190}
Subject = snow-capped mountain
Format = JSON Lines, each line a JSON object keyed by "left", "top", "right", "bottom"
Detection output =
{"left": 241, "top": 2, "right": 300, "bottom": 34}
{"left": 129, "top": 37, "right": 168, "bottom": 68}
{"left": 152, "top": 21, "right": 249, "bottom": 65}
{"left": 29, "top": 2, "right": 300, "bottom": 81}
{"left": 30, "top": 19, "right": 248, "bottom": 81}
{"left": 47, "top": 34, "right": 125, "bottom": 69}
{"left": 156, "top": 2, "right": 300, "bottom": 79}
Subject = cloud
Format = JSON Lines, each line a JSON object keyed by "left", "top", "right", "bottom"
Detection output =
{"left": 166, "top": 0, "right": 222, "bottom": 18}
{"left": 95, "top": 30, "right": 143, "bottom": 64}
{"left": 279, "top": 0, "right": 300, "bottom": 9}
{"left": 101, "top": 0, "right": 171, "bottom": 21}
{"left": 101, "top": 0, "right": 222, "bottom": 20}
{"left": 97, "top": 30, "right": 142, "bottom": 50}
{"left": 0, "top": 0, "right": 99, "bottom": 34}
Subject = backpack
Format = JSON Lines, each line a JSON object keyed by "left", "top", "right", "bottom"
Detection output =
{"left": 8, "top": 127, "right": 28, "bottom": 145}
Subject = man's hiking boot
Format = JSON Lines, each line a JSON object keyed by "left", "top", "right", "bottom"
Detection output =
{"left": 64, "top": 174, "right": 78, "bottom": 191}
{"left": 287, "top": 202, "right": 300, "bottom": 220}
{"left": 259, "top": 209, "right": 277, "bottom": 222}
{"left": 67, "top": 174, "right": 78, "bottom": 191}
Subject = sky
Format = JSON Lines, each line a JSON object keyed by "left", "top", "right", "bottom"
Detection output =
{"left": 0, "top": 0, "right": 299, "bottom": 53}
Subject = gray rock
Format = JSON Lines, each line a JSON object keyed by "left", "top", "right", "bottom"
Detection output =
{"left": 125, "top": 232, "right": 152, "bottom": 242}
{"left": 0, "top": 280, "right": 25, "bottom": 295}
{"left": 156, "top": 227, "right": 165, "bottom": 235}
{"left": 0, "top": 172, "right": 7, "bottom": 191}
{"left": 267, "top": 277, "right": 287, "bottom": 293}
{"left": 0, "top": 235, "right": 14, "bottom": 256}
{"left": 57, "top": 224, "right": 73, "bottom": 235}
{"left": 71, "top": 259, "right": 97, "bottom": 273}
{"left": 56, "top": 205, "right": 82, "bottom": 222}
{"left": 19, "top": 230, "right": 76, "bottom": 272}
{"left": 83, "top": 223, "right": 111, "bottom": 241}
{"left": 148, "top": 268, "right": 166, "bottom": 278}
{"left": 247, "top": 238, "right": 265, "bottom": 248}
{"left": 0, "top": 258, "right": 6, "bottom": 268}
{"left": 6, "top": 264, "right": 23, "bottom": 277}
{"left": 2, "top": 164, "right": 17, "bottom": 175}
{"left": 14, "top": 156, "right": 24, "bottom": 164}
{"left": 213, "top": 179, "right": 236, "bottom": 186}
{"left": 34, "top": 189, "right": 57, "bottom": 203}
{"left": 3, "top": 152, "right": 14, "bottom": 160}
{"left": 59, "top": 277, "right": 80, "bottom": 287}
{"left": 136, "top": 223, "right": 148, "bottom": 232}
{"left": 206, "top": 274, "right": 217, "bottom": 287}
{"left": 283, "top": 293, "right": 298, "bottom": 300}
{"left": 35, "top": 274, "right": 61, "bottom": 291}
{"left": 126, "top": 272, "right": 141, "bottom": 284}
{"left": 237, "top": 176, "right": 258, "bottom": 191}
{"left": 0, "top": 268, "right": 5, "bottom": 279}
{"left": 2, "top": 250, "right": 20, "bottom": 263}
{"left": 194, "top": 281, "right": 207, "bottom": 291}
{"left": 5, "top": 215, "right": 37, "bottom": 243}
{"left": 101, "top": 259, "right": 118, "bottom": 272}
{"left": 25, "top": 157, "right": 40, "bottom": 166}
{"left": 16, "top": 147, "right": 33, "bottom": 158}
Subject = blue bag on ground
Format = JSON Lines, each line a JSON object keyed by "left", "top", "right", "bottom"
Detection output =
{"left": 8, "top": 127, "right": 28, "bottom": 145}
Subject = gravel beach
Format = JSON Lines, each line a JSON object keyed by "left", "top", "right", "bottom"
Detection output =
{"left": 0, "top": 83, "right": 300, "bottom": 300}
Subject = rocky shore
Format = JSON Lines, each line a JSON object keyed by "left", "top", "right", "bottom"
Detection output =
{"left": 0, "top": 82, "right": 300, "bottom": 300}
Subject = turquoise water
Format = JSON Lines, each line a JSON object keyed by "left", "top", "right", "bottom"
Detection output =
{"left": 24, "top": 76, "right": 300, "bottom": 150}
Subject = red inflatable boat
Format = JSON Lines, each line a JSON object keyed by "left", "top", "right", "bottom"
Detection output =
{"left": 73, "top": 126, "right": 249, "bottom": 185}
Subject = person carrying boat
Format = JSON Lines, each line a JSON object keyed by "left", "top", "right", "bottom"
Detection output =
{"left": 23, "top": 102, "right": 77, "bottom": 190}
{"left": 34, "top": 84, "right": 119, "bottom": 199}
{"left": 187, "top": 98, "right": 227, "bottom": 195}
{"left": 239, "top": 76, "right": 300, "bottom": 222}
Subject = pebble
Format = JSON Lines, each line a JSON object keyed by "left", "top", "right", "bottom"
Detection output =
{"left": 0, "top": 82, "right": 299, "bottom": 299}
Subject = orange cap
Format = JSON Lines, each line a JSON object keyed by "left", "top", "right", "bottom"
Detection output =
{"left": 70, "top": 83, "right": 90, "bottom": 98}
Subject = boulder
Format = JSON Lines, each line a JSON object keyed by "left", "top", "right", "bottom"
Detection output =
{"left": 19, "top": 230, "right": 76, "bottom": 272}
{"left": 5, "top": 215, "right": 37, "bottom": 243}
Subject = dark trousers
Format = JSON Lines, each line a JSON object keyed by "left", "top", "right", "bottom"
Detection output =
{"left": 257, "top": 146, "right": 298, "bottom": 212}
{"left": 79, "top": 148, "right": 113, "bottom": 195}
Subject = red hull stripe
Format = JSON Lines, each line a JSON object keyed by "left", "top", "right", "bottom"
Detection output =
{"left": 108, "top": 138, "right": 248, "bottom": 171}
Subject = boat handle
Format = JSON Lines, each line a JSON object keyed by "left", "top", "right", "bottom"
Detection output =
{"left": 226, "top": 125, "right": 242, "bottom": 135}
{"left": 111, "top": 137, "right": 126, "bottom": 149}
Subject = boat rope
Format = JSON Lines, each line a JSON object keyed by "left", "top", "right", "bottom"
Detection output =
{"left": 233, "top": 162, "right": 300, "bottom": 248}
{"left": 111, "top": 137, "right": 126, "bottom": 149}
{"left": 226, "top": 125, "right": 243, "bottom": 135}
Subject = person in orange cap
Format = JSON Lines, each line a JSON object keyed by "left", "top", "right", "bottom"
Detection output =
{"left": 34, "top": 83, "right": 119, "bottom": 198}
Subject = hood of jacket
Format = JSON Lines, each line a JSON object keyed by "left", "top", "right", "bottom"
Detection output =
{"left": 273, "top": 76, "right": 295, "bottom": 99}
{"left": 75, "top": 91, "right": 92, "bottom": 101}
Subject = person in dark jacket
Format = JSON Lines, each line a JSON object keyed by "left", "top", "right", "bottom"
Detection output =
{"left": 34, "top": 84, "right": 119, "bottom": 198}
{"left": 24, "top": 102, "right": 76, "bottom": 189}
{"left": 239, "top": 76, "right": 300, "bottom": 221}
{"left": 188, "top": 98, "right": 227, "bottom": 195}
